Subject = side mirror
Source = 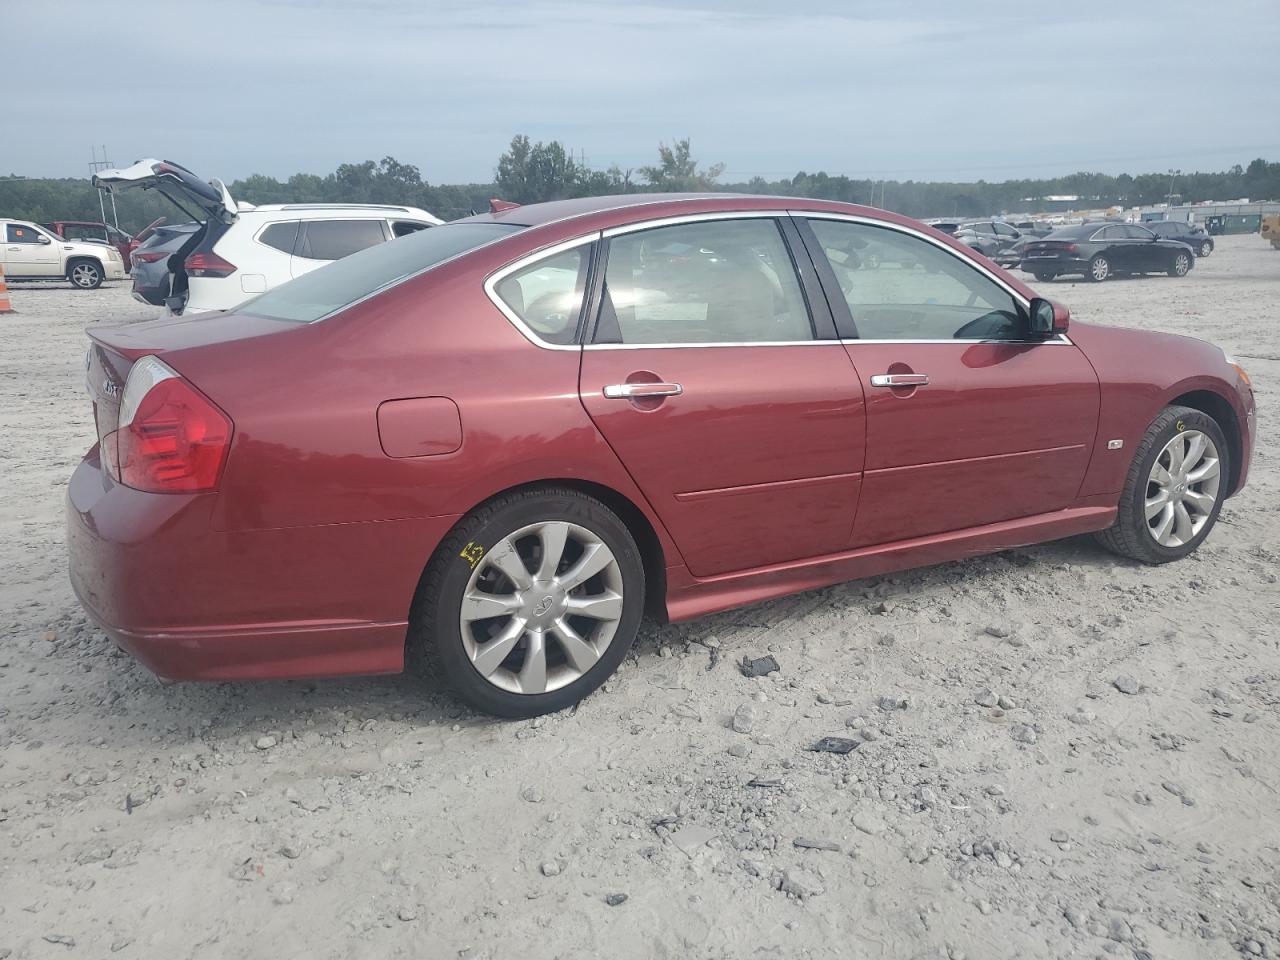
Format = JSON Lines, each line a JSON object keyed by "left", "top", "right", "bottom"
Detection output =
{"left": 38, "top": 235, "right": 52, "bottom": 245}
{"left": 1028, "top": 297, "right": 1069, "bottom": 337}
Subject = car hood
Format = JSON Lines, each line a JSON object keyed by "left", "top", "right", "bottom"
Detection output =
{"left": 92, "top": 159, "right": 239, "bottom": 226}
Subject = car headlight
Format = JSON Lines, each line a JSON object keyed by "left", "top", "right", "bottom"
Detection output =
{"left": 1223, "top": 352, "right": 1252, "bottom": 389}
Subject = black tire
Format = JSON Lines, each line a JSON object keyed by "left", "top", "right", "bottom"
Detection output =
{"left": 1198, "top": 240, "right": 1212, "bottom": 257}
{"left": 412, "top": 487, "right": 645, "bottom": 718}
{"left": 1033, "top": 271, "right": 1055, "bottom": 282}
{"left": 1094, "top": 405, "right": 1229, "bottom": 564}
{"left": 67, "top": 258, "right": 104, "bottom": 290}
{"left": 1087, "top": 255, "right": 1110, "bottom": 282}
{"left": 1168, "top": 250, "right": 1192, "bottom": 277}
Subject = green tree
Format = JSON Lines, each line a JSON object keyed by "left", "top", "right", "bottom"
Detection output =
{"left": 639, "top": 139, "right": 725, "bottom": 191}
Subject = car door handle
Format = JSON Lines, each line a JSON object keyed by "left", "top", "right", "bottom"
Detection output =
{"left": 870, "top": 374, "right": 930, "bottom": 388}
{"left": 602, "top": 382, "right": 683, "bottom": 399}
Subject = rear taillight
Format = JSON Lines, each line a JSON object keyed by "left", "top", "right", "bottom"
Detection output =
{"left": 184, "top": 251, "right": 237, "bottom": 278}
{"left": 104, "top": 356, "right": 232, "bottom": 494}
{"left": 132, "top": 250, "right": 167, "bottom": 263}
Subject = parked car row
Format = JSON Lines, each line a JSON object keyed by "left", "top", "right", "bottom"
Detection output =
{"left": 93, "top": 159, "right": 442, "bottom": 313}
{"left": 0, "top": 219, "right": 127, "bottom": 288}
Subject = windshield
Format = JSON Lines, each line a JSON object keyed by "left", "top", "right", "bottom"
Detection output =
{"left": 241, "top": 222, "right": 522, "bottom": 323}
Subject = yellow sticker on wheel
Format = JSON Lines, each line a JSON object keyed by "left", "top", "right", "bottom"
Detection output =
{"left": 460, "top": 542, "right": 485, "bottom": 569}
{"left": 1176, "top": 419, "right": 1186, "bottom": 432}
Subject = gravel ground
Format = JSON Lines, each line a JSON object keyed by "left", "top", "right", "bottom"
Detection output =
{"left": 1, "top": 235, "right": 1277, "bottom": 960}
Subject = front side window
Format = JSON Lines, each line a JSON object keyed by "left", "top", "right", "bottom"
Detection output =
{"left": 494, "top": 246, "right": 588, "bottom": 345}
{"left": 808, "top": 219, "right": 1026, "bottom": 341}
{"left": 993, "top": 222, "right": 1019, "bottom": 238}
{"left": 299, "top": 219, "right": 388, "bottom": 261}
{"left": 7, "top": 224, "right": 46, "bottom": 243}
{"left": 596, "top": 218, "right": 812, "bottom": 345}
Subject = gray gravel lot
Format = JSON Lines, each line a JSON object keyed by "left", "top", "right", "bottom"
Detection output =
{"left": 0, "top": 236, "right": 1277, "bottom": 959}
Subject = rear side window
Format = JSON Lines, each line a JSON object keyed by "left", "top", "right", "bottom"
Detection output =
{"left": 494, "top": 246, "right": 589, "bottom": 345}
{"left": 299, "top": 219, "right": 388, "bottom": 261}
{"left": 258, "top": 221, "right": 299, "bottom": 254}
{"left": 1125, "top": 225, "right": 1156, "bottom": 240}
{"left": 596, "top": 219, "right": 812, "bottom": 344}
{"left": 241, "top": 222, "right": 521, "bottom": 323}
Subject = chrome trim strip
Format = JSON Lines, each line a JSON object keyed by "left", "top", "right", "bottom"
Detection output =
{"left": 584, "top": 340, "right": 830, "bottom": 351}
{"left": 791, "top": 209, "right": 1032, "bottom": 310}
{"left": 482, "top": 233, "right": 600, "bottom": 351}
{"left": 843, "top": 335, "right": 1073, "bottom": 346}
{"left": 600, "top": 209, "right": 791, "bottom": 239}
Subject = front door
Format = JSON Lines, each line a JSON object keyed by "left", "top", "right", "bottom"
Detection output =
{"left": 800, "top": 215, "right": 1100, "bottom": 547}
{"left": 3, "top": 223, "right": 60, "bottom": 276}
{"left": 578, "top": 216, "right": 866, "bottom": 578}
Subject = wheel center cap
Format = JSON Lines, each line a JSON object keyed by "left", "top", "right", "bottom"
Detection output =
{"left": 533, "top": 596, "right": 555, "bottom": 617}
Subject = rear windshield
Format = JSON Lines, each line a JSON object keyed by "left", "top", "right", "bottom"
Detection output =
{"left": 241, "top": 222, "right": 521, "bottom": 323}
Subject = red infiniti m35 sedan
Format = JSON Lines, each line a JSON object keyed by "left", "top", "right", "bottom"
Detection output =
{"left": 68, "top": 194, "right": 1256, "bottom": 716}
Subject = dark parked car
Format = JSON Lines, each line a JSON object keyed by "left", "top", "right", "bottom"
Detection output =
{"left": 994, "top": 235, "right": 1037, "bottom": 269}
{"left": 68, "top": 194, "right": 1254, "bottom": 718}
{"left": 1145, "top": 220, "right": 1214, "bottom": 257}
{"left": 953, "top": 220, "right": 1024, "bottom": 258}
{"left": 1021, "top": 223, "right": 1196, "bottom": 282}
{"left": 129, "top": 222, "right": 201, "bottom": 306}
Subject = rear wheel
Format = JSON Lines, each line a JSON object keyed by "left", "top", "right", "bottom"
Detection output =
{"left": 68, "top": 259, "right": 104, "bottom": 290}
{"left": 414, "top": 488, "right": 645, "bottom": 718}
{"left": 1088, "top": 255, "right": 1110, "bottom": 282}
{"left": 1169, "top": 251, "right": 1192, "bottom": 277}
{"left": 1095, "top": 406, "right": 1228, "bottom": 564}
{"left": 1198, "top": 240, "right": 1212, "bottom": 257}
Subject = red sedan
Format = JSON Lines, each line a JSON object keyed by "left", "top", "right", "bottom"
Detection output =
{"left": 68, "top": 194, "right": 1256, "bottom": 717}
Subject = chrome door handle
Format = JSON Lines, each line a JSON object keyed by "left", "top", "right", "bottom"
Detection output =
{"left": 870, "top": 373, "right": 930, "bottom": 388}
{"left": 603, "top": 382, "right": 683, "bottom": 399}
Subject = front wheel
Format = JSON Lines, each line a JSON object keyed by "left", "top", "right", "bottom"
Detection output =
{"left": 68, "top": 259, "right": 104, "bottom": 290}
{"left": 415, "top": 488, "right": 645, "bottom": 718}
{"left": 1088, "top": 255, "right": 1110, "bottom": 282}
{"left": 1169, "top": 251, "right": 1192, "bottom": 277}
{"left": 1033, "top": 271, "right": 1055, "bottom": 282}
{"left": 1199, "top": 240, "right": 1212, "bottom": 257}
{"left": 1095, "top": 406, "right": 1228, "bottom": 564}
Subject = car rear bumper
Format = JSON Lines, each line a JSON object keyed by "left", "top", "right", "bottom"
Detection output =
{"left": 66, "top": 445, "right": 461, "bottom": 681}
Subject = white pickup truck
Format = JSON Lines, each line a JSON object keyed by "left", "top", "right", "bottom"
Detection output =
{"left": 0, "top": 219, "right": 126, "bottom": 289}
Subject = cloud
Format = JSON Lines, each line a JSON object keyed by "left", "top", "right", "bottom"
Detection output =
{"left": 7, "top": 0, "right": 1278, "bottom": 184}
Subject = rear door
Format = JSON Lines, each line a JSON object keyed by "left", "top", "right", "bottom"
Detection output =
{"left": 290, "top": 219, "right": 390, "bottom": 277}
{"left": 574, "top": 214, "right": 867, "bottom": 578}
{"left": 799, "top": 214, "right": 1100, "bottom": 547}
{"left": 1124, "top": 224, "right": 1163, "bottom": 271}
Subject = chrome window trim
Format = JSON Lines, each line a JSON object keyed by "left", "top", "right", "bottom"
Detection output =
{"left": 600, "top": 209, "right": 792, "bottom": 238}
{"left": 584, "top": 340, "right": 834, "bottom": 351}
{"left": 482, "top": 233, "right": 600, "bottom": 351}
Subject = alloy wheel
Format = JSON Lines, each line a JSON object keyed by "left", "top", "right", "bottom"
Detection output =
{"left": 1174, "top": 253, "right": 1191, "bottom": 276}
{"left": 1199, "top": 241, "right": 1212, "bottom": 257}
{"left": 1145, "top": 429, "right": 1221, "bottom": 547}
{"left": 1090, "top": 256, "right": 1110, "bottom": 281}
{"left": 71, "top": 264, "right": 100, "bottom": 288}
{"left": 458, "top": 521, "right": 624, "bottom": 694}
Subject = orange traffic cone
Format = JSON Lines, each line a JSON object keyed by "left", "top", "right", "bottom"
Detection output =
{"left": 0, "top": 264, "right": 14, "bottom": 314}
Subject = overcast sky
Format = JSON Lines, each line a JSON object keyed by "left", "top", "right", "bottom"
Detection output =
{"left": 10, "top": 0, "right": 1279, "bottom": 185}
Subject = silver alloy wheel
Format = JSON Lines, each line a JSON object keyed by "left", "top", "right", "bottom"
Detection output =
{"left": 1173, "top": 252, "right": 1191, "bottom": 276}
{"left": 1145, "top": 429, "right": 1221, "bottom": 547}
{"left": 1200, "top": 241, "right": 1212, "bottom": 257}
{"left": 1091, "top": 256, "right": 1110, "bottom": 281}
{"left": 71, "top": 263, "right": 100, "bottom": 288}
{"left": 458, "top": 521, "right": 624, "bottom": 695}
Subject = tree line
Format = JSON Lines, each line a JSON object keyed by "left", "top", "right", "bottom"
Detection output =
{"left": 2, "top": 138, "right": 1277, "bottom": 233}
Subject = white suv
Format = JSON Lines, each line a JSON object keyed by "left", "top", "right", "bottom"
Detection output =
{"left": 0, "top": 220, "right": 126, "bottom": 289}
{"left": 93, "top": 159, "right": 442, "bottom": 314}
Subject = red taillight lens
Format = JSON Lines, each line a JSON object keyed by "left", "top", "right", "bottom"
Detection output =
{"left": 115, "top": 376, "right": 232, "bottom": 493}
{"left": 132, "top": 250, "right": 167, "bottom": 263}
{"left": 184, "top": 251, "right": 237, "bottom": 278}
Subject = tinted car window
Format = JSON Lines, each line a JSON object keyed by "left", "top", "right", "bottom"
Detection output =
{"left": 392, "top": 220, "right": 431, "bottom": 238}
{"left": 809, "top": 219, "right": 1025, "bottom": 341}
{"left": 258, "top": 221, "right": 299, "bottom": 254}
{"left": 1125, "top": 225, "right": 1156, "bottom": 240}
{"left": 993, "top": 222, "right": 1018, "bottom": 237}
{"left": 7, "top": 224, "right": 45, "bottom": 243}
{"left": 60, "top": 224, "right": 108, "bottom": 242}
{"left": 1093, "top": 225, "right": 1122, "bottom": 240}
{"left": 299, "top": 219, "right": 388, "bottom": 261}
{"left": 495, "top": 246, "right": 588, "bottom": 346}
{"left": 242, "top": 222, "right": 520, "bottom": 323}
{"left": 597, "top": 219, "right": 812, "bottom": 345}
